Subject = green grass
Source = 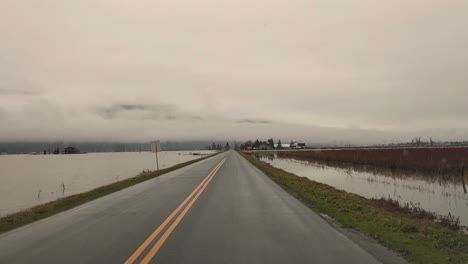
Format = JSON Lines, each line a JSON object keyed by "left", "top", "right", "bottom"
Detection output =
{"left": 240, "top": 152, "right": 468, "bottom": 264}
{"left": 0, "top": 152, "right": 219, "bottom": 234}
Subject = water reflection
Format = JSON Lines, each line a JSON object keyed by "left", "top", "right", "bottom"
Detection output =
{"left": 258, "top": 155, "right": 468, "bottom": 227}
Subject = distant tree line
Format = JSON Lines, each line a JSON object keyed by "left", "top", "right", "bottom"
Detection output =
{"left": 238, "top": 139, "right": 305, "bottom": 150}
{"left": 239, "top": 138, "right": 275, "bottom": 150}
{"left": 207, "top": 142, "right": 230, "bottom": 151}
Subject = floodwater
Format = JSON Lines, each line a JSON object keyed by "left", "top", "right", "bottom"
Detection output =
{"left": 258, "top": 155, "right": 468, "bottom": 227}
{"left": 0, "top": 151, "right": 214, "bottom": 217}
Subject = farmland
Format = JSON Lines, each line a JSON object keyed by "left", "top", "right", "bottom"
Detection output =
{"left": 273, "top": 147, "right": 468, "bottom": 177}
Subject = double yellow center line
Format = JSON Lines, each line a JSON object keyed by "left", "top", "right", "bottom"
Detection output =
{"left": 124, "top": 158, "right": 226, "bottom": 264}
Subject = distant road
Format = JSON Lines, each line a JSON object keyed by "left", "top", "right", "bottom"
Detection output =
{"left": 0, "top": 151, "right": 393, "bottom": 263}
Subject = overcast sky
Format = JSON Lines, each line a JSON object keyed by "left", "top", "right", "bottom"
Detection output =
{"left": 1, "top": 0, "right": 467, "bottom": 144}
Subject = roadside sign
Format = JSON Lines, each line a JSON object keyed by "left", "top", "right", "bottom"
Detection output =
{"left": 151, "top": 140, "right": 161, "bottom": 153}
{"left": 150, "top": 140, "right": 161, "bottom": 170}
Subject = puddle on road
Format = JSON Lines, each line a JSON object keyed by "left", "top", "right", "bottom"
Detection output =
{"left": 257, "top": 155, "right": 468, "bottom": 227}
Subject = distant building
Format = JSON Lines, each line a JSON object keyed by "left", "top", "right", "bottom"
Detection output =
{"left": 289, "top": 142, "right": 306, "bottom": 149}
{"left": 274, "top": 142, "right": 306, "bottom": 149}
{"left": 64, "top": 146, "right": 80, "bottom": 154}
{"left": 258, "top": 143, "right": 273, "bottom": 150}
{"left": 274, "top": 143, "right": 291, "bottom": 149}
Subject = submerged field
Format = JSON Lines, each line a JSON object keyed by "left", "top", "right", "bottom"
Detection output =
{"left": 240, "top": 151, "right": 468, "bottom": 264}
{"left": 255, "top": 152, "right": 468, "bottom": 228}
{"left": 0, "top": 152, "right": 219, "bottom": 234}
{"left": 0, "top": 151, "right": 215, "bottom": 217}
{"left": 276, "top": 147, "right": 468, "bottom": 177}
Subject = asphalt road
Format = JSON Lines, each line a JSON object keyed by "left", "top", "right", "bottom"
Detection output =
{"left": 0, "top": 151, "right": 400, "bottom": 263}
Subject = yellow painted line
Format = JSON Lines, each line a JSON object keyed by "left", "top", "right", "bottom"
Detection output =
{"left": 140, "top": 158, "right": 226, "bottom": 264}
{"left": 124, "top": 159, "right": 226, "bottom": 264}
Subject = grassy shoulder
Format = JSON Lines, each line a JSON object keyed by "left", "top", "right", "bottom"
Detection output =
{"left": 0, "top": 152, "right": 219, "bottom": 234}
{"left": 239, "top": 151, "right": 468, "bottom": 264}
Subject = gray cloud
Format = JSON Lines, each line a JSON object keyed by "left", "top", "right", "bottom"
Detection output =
{"left": 0, "top": 88, "right": 40, "bottom": 96}
{"left": 118, "top": 104, "right": 148, "bottom": 111}
{"left": 236, "top": 119, "right": 272, "bottom": 124}
{"left": 97, "top": 103, "right": 175, "bottom": 120}
{"left": 0, "top": 0, "right": 467, "bottom": 143}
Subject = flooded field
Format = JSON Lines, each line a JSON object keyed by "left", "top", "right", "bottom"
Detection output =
{"left": 258, "top": 155, "right": 468, "bottom": 227}
{"left": 0, "top": 151, "right": 214, "bottom": 217}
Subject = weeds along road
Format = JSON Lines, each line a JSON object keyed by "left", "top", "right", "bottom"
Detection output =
{"left": 0, "top": 150, "right": 400, "bottom": 263}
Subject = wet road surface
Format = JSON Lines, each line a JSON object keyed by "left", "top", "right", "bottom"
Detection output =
{"left": 0, "top": 151, "right": 403, "bottom": 263}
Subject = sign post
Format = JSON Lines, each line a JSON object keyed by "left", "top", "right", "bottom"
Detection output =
{"left": 150, "top": 140, "right": 161, "bottom": 170}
